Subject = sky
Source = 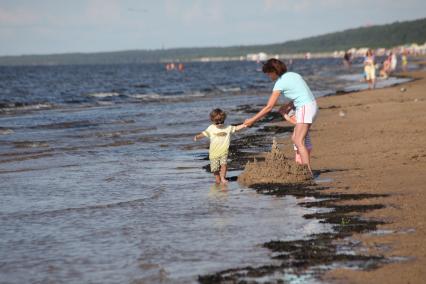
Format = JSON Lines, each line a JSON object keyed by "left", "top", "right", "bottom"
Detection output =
{"left": 0, "top": 0, "right": 425, "bottom": 56}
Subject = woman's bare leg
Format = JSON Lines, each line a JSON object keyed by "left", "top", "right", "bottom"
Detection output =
{"left": 292, "top": 123, "right": 313, "bottom": 176}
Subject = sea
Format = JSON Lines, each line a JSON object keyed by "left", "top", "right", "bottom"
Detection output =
{"left": 0, "top": 57, "right": 414, "bottom": 283}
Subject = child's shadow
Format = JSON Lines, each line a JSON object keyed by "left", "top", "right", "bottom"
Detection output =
{"left": 226, "top": 176, "right": 239, "bottom": 182}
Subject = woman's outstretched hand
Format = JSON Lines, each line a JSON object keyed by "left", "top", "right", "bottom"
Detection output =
{"left": 244, "top": 118, "right": 255, "bottom": 127}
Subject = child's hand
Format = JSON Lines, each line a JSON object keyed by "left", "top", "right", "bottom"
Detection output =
{"left": 278, "top": 105, "right": 291, "bottom": 115}
{"left": 283, "top": 113, "right": 291, "bottom": 121}
{"left": 279, "top": 102, "right": 294, "bottom": 115}
{"left": 235, "top": 124, "right": 247, "bottom": 131}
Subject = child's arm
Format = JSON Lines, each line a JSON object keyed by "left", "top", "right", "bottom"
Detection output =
{"left": 234, "top": 124, "right": 247, "bottom": 132}
{"left": 193, "top": 132, "right": 206, "bottom": 142}
{"left": 283, "top": 114, "right": 296, "bottom": 125}
{"left": 278, "top": 101, "right": 294, "bottom": 116}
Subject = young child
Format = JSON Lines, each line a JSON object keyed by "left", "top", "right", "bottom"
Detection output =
{"left": 194, "top": 108, "right": 246, "bottom": 184}
{"left": 280, "top": 104, "right": 312, "bottom": 164}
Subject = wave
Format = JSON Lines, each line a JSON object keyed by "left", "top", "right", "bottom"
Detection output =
{"left": 0, "top": 102, "right": 53, "bottom": 113}
{"left": 127, "top": 93, "right": 162, "bottom": 100}
{"left": 127, "top": 91, "right": 207, "bottom": 102}
{"left": 217, "top": 86, "right": 241, "bottom": 93}
{"left": 86, "top": 92, "right": 120, "bottom": 98}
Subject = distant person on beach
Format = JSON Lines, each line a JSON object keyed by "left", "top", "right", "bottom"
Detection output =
{"left": 401, "top": 51, "right": 408, "bottom": 72}
{"left": 343, "top": 51, "right": 352, "bottom": 68}
{"left": 379, "top": 56, "right": 392, "bottom": 79}
{"left": 243, "top": 58, "right": 318, "bottom": 176}
{"left": 280, "top": 104, "right": 313, "bottom": 164}
{"left": 364, "top": 49, "right": 376, "bottom": 89}
{"left": 390, "top": 51, "right": 398, "bottom": 72}
{"left": 194, "top": 108, "right": 246, "bottom": 184}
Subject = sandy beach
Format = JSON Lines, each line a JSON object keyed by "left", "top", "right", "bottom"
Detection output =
{"left": 276, "top": 68, "right": 426, "bottom": 283}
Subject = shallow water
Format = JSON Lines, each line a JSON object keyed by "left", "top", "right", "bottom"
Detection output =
{"left": 0, "top": 59, "right": 414, "bottom": 283}
{"left": 0, "top": 98, "right": 332, "bottom": 283}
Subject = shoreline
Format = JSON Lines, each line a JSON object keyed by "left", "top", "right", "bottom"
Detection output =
{"left": 198, "top": 67, "right": 425, "bottom": 283}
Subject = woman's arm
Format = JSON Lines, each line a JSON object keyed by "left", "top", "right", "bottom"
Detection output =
{"left": 244, "top": 90, "right": 281, "bottom": 126}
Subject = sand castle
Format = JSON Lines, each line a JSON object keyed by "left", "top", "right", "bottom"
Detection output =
{"left": 238, "top": 138, "right": 312, "bottom": 186}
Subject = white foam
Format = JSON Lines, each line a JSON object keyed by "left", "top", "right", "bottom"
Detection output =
{"left": 128, "top": 93, "right": 162, "bottom": 100}
{"left": 128, "top": 92, "right": 206, "bottom": 102}
{"left": 86, "top": 92, "right": 120, "bottom": 98}
{"left": 0, "top": 103, "right": 53, "bottom": 112}
{"left": 218, "top": 86, "right": 241, "bottom": 93}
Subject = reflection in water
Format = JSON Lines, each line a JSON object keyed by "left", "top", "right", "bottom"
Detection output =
{"left": 208, "top": 183, "right": 229, "bottom": 199}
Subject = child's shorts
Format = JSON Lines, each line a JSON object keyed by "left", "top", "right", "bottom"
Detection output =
{"left": 210, "top": 155, "right": 227, "bottom": 172}
{"left": 295, "top": 101, "right": 318, "bottom": 124}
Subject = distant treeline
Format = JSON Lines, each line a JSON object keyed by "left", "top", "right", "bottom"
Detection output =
{"left": 1, "top": 17, "right": 425, "bottom": 66}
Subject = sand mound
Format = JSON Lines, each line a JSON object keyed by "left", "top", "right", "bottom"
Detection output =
{"left": 238, "top": 138, "right": 312, "bottom": 186}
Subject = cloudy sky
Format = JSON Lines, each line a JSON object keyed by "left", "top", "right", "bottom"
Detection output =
{"left": 0, "top": 0, "right": 425, "bottom": 56}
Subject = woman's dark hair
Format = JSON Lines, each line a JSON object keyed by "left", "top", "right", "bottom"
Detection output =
{"left": 209, "top": 108, "right": 226, "bottom": 125}
{"left": 262, "top": 58, "right": 287, "bottom": 76}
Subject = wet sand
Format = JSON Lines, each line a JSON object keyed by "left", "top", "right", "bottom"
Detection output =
{"left": 287, "top": 69, "right": 426, "bottom": 283}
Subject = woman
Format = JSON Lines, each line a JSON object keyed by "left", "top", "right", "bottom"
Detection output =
{"left": 244, "top": 58, "right": 318, "bottom": 176}
{"left": 364, "top": 49, "right": 376, "bottom": 89}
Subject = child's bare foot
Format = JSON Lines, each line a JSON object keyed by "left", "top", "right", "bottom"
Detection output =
{"left": 220, "top": 178, "right": 228, "bottom": 184}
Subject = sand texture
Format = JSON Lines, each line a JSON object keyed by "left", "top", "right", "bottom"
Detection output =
{"left": 274, "top": 69, "right": 426, "bottom": 283}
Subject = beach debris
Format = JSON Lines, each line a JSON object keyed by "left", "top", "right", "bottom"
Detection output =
{"left": 238, "top": 140, "right": 311, "bottom": 186}
{"left": 400, "top": 87, "right": 407, "bottom": 92}
{"left": 339, "top": 110, "right": 346, "bottom": 117}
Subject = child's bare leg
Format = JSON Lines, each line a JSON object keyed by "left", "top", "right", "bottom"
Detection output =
{"left": 214, "top": 171, "right": 221, "bottom": 184}
{"left": 220, "top": 164, "right": 228, "bottom": 184}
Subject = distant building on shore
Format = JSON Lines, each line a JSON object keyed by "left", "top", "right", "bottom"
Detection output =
{"left": 246, "top": 52, "right": 267, "bottom": 62}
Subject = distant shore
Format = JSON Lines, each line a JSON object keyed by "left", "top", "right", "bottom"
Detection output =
{"left": 275, "top": 67, "right": 426, "bottom": 283}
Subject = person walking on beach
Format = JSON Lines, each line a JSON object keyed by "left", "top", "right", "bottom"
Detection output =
{"left": 194, "top": 108, "right": 246, "bottom": 184}
{"left": 243, "top": 58, "right": 318, "bottom": 176}
{"left": 390, "top": 51, "right": 398, "bottom": 72}
{"left": 343, "top": 51, "right": 352, "bottom": 68}
{"left": 364, "top": 49, "right": 376, "bottom": 89}
{"left": 401, "top": 51, "right": 408, "bottom": 72}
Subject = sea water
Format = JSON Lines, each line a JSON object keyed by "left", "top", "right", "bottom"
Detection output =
{"left": 0, "top": 58, "right": 413, "bottom": 283}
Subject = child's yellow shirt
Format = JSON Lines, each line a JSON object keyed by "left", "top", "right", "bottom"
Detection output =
{"left": 202, "top": 124, "right": 236, "bottom": 159}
